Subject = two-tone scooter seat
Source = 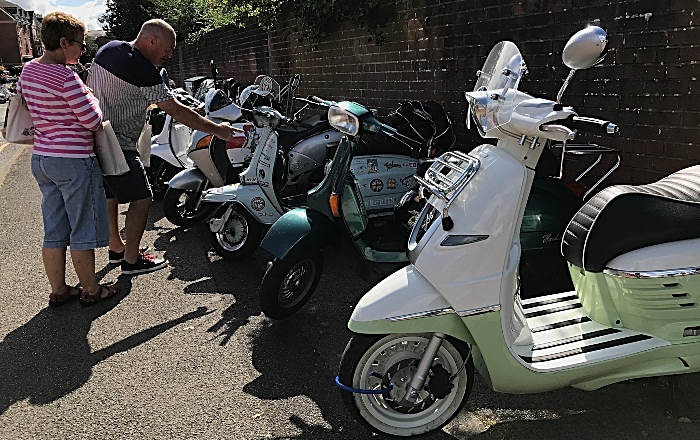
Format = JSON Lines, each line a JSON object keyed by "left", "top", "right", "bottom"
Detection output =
{"left": 277, "top": 115, "right": 332, "bottom": 147}
{"left": 562, "top": 165, "right": 700, "bottom": 272}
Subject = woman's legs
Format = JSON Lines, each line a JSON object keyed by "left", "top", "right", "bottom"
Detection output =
{"left": 42, "top": 247, "right": 68, "bottom": 294}
{"left": 70, "top": 249, "right": 99, "bottom": 294}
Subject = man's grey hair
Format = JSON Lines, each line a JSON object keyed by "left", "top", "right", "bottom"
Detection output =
{"left": 137, "top": 19, "right": 176, "bottom": 40}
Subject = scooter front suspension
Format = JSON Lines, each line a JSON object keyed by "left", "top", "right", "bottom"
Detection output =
{"left": 400, "top": 332, "right": 445, "bottom": 405}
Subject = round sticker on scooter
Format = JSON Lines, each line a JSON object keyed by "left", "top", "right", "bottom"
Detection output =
{"left": 370, "top": 178, "right": 383, "bottom": 192}
{"left": 251, "top": 197, "right": 265, "bottom": 211}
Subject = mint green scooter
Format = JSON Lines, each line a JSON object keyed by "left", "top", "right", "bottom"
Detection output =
{"left": 335, "top": 26, "right": 700, "bottom": 437}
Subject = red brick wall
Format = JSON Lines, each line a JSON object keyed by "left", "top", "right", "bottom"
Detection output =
{"left": 169, "top": 0, "right": 700, "bottom": 185}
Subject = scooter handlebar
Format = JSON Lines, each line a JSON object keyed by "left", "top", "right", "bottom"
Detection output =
{"left": 563, "top": 116, "right": 619, "bottom": 136}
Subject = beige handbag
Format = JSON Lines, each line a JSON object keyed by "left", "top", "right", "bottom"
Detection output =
{"left": 2, "top": 93, "right": 34, "bottom": 144}
{"left": 94, "top": 120, "right": 129, "bottom": 176}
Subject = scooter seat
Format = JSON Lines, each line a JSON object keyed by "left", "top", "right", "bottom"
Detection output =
{"left": 277, "top": 115, "right": 332, "bottom": 148}
{"left": 562, "top": 165, "right": 700, "bottom": 272}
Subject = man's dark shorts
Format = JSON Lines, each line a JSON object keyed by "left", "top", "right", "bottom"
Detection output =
{"left": 103, "top": 150, "right": 152, "bottom": 203}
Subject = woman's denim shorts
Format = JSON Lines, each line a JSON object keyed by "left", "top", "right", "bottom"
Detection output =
{"left": 31, "top": 154, "right": 109, "bottom": 250}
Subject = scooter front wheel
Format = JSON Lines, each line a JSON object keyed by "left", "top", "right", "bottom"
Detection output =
{"left": 338, "top": 333, "right": 473, "bottom": 438}
{"left": 210, "top": 203, "right": 262, "bottom": 261}
{"left": 163, "top": 187, "right": 215, "bottom": 227}
{"left": 259, "top": 252, "right": 323, "bottom": 319}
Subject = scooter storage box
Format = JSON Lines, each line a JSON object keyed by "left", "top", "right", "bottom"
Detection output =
{"left": 350, "top": 154, "right": 418, "bottom": 218}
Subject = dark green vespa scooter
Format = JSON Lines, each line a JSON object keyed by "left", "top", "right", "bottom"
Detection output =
{"left": 258, "top": 101, "right": 618, "bottom": 319}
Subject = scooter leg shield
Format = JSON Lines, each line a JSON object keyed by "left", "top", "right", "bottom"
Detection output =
{"left": 168, "top": 167, "right": 207, "bottom": 192}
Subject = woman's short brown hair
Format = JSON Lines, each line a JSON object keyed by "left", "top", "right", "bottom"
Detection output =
{"left": 41, "top": 11, "right": 86, "bottom": 51}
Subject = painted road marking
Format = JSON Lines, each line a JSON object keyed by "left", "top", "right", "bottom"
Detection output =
{"left": 0, "top": 142, "right": 8, "bottom": 154}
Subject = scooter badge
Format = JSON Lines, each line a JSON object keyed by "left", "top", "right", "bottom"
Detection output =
{"left": 370, "top": 178, "right": 383, "bottom": 192}
{"left": 251, "top": 197, "right": 265, "bottom": 211}
{"left": 387, "top": 178, "right": 397, "bottom": 189}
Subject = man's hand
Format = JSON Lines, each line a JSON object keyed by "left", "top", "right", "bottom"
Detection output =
{"left": 214, "top": 122, "right": 244, "bottom": 141}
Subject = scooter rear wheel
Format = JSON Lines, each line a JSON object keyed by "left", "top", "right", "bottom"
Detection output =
{"left": 259, "top": 251, "right": 323, "bottom": 319}
{"left": 338, "top": 333, "right": 473, "bottom": 438}
{"left": 163, "top": 187, "right": 215, "bottom": 227}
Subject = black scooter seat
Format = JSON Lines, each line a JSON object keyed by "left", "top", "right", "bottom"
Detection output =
{"left": 562, "top": 165, "right": 700, "bottom": 272}
{"left": 277, "top": 115, "right": 332, "bottom": 148}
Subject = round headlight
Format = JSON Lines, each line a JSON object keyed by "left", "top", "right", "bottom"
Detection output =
{"left": 328, "top": 106, "right": 360, "bottom": 136}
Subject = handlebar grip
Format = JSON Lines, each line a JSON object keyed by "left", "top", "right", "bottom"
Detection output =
{"left": 566, "top": 116, "right": 619, "bottom": 135}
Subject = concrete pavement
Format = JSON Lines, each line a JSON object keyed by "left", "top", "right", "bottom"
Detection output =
{"left": 0, "top": 135, "right": 699, "bottom": 439}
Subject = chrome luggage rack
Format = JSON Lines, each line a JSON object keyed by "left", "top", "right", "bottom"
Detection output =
{"left": 553, "top": 142, "right": 620, "bottom": 200}
{"left": 414, "top": 151, "right": 480, "bottom": 230}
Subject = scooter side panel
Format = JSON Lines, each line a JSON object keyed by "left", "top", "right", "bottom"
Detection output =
{"left": 202, "top": 184, "right": 281, "bottom": 224}
{"left": 571, "top": 265, "right": 700, "bottom": 342}
{"left": 260, "top": 208, "right": 336, "bottom": 259}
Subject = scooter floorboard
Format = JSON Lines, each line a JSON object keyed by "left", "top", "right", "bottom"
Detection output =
{"left": 513, "top": 291, "right": 669, "bottom": 372}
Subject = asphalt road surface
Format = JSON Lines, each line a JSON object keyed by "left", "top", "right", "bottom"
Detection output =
{"left": 1, "top": 132, "right": 699, "bottom": 439}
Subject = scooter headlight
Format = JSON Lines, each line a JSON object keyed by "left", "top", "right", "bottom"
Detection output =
{"left": 328, "top": 106, "right": 360, "bottom": 136}
{"left": 464, "top": 91, "right": 490, "bottom": 136}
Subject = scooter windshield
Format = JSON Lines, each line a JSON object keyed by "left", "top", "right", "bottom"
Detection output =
{"left": 465, "top": 41, "right": 525, "bottom": 136}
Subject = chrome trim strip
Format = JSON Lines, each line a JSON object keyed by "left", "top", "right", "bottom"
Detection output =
{"left": 603, "top": 267, "right": 700, "bottom": 279}
{"left": 386, "top": 307, "right": 456, "bottom": 322}
{"left": 456, "top": 304, "right": 501, "bottom": 317}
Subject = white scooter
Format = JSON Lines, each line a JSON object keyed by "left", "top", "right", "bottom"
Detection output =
{"left": 335, "top": 26, "right": 700, "bottom": 437}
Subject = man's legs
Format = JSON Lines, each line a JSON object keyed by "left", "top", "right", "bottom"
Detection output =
{"left": 107, "top": 198, "right": 125, "bottom": 253}
{"left": 123, "top": 197, "right": 152, "bottom": 264}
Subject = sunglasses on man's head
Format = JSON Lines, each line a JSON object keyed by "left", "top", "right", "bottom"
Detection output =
{"left": 71, "top": 40, "right": 87, "bottom": 51}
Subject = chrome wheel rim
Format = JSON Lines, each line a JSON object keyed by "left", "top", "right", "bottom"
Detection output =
{"left": 216, "top": 210, "right": 248, "bottom": 252}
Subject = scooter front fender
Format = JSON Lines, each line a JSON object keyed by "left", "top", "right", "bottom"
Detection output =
{"left": 260, "top": 208, "right": 336, "bottom": 260}
{"left": 348, "top": 266, "right": 474, "bottom": 344}
{"left": 168, "top": 167, "right": 207, "bottom": 191}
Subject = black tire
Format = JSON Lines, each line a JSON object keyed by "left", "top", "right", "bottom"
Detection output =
{"left": 147, "top": 157, "right": 180, "bottom": 200}
{"left": 338, "top": 333, "right": 474, "bottom": 438}
{"left": 209, "top": 203, "right": 262, "bottom": 261}
{"left": 259, "top": 251, "right": 323, "bottom": 319}
{"left": 163, "top": 187, "right": 215, "bottom": 227}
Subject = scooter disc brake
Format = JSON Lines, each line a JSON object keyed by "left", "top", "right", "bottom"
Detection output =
{"left": 380, "top": 359, "right": 437, "bottom": 414}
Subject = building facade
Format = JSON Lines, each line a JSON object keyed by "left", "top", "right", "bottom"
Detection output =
{"left": 0, "top": 0, "right": 41, "bottom": 66}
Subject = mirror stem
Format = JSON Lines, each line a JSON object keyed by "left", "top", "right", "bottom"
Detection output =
{"left": 556, "top": 68, "right": 577, "bottom": 104}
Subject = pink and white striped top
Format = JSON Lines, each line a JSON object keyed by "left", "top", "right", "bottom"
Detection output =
{"left": 18, "top": 60, "right": 102, "bottom": 158}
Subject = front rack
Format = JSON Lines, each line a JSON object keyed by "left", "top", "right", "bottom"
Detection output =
{"left": 414, "top": 151, "right": 480, "bottom": 230}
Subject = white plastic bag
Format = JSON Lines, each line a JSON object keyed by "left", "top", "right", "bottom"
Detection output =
{"left": 94, "top": 120, "right": 129, "bottom": 176}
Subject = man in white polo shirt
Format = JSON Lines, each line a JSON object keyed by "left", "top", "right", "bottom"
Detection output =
{"left": 90, "top": 19, "right": 240, "bottom": 275}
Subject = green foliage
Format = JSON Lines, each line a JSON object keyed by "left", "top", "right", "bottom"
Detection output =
{"left": 79, "top": 36, "right": 99, "bottom": 64}
{"left": 101, "top": 0, "right": 391, "bottom": 45}
{"left": 99, "top": 0, "right": 161, "bottom": 40}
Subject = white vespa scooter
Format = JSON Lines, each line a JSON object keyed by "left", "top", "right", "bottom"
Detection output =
{"left": 336, "top": 26, "right": 700, "bottom": 437}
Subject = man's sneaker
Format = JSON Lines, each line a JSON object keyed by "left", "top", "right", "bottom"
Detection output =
{"left": 108, "top": 246, "right": 150, "bottom": 264}
{"left": 121, "top": 253, "right": 168, "bottom": 275}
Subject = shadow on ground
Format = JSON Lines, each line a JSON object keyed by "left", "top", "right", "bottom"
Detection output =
{"left": 0, "top": 273, "right": 212, "bottom": 415}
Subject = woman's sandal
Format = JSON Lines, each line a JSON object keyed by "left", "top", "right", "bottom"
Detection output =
{"left": 48, "top": 285, "right": 83, "bottom": 308}
{"left": 79, "top": 283, "right": 119, "bottom": 307}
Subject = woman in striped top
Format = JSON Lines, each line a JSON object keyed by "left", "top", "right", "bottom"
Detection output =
{"left": 19, "top": 11, "right": 117, "bottom": 307}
